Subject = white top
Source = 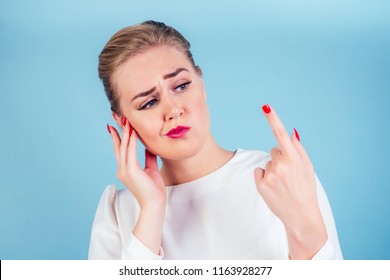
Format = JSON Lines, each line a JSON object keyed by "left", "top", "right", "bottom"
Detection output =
{"left": 88, "top": 149, "right": 343, "bottom": 260}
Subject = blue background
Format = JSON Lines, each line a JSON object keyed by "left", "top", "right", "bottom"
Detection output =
{"left": 0, "top": 0, "right": 389, "bottom": 259}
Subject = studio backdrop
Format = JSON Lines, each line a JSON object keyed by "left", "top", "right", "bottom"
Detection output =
{"left": 0, "top": 0, "right": 389, "bottom": 259}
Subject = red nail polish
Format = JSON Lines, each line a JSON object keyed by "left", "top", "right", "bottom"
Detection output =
{"left": 106, "top": 124, "right": 111, "bottom": 134}
{"left": 122, "top": 116, "right": 127, "bottom": 126}
{"left": 294, "top": 128, "right": 300, "bottom": 141}
{"left": 262, "top": 104, "right": 271, "bottom": 114}
{"left": 129, "top": 125, "right": 134, "bottom": 135}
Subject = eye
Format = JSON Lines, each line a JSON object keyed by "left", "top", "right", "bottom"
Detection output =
{"left": 175, "top": 81, "right": 191, "bottom": 92}
{"left": 139, "top": 98, "right": 158, "bottom": 110}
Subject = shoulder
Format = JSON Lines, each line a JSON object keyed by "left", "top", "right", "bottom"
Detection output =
{"left": 93, "top": 185, "right": 118, "bottom": 221}
{"left": 94, "top": 185, "right": 139, "bottom": 223}
{"left": 97, "top": 185, "right": 137, "bottom": 204}
{"left": 232, "top": 148, "right": 271, "bottom": 169}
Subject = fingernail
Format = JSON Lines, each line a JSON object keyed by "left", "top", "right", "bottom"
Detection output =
{"left": 294, "top": 128, "right": 300, "bottom": 141}
{"left": 129, "top": 125, "right": 134, "bottom": 135}
{"left": 262, "top": 104, "right": 271, "bottom": 114}
{"left": 106, "top": 124, "right": 111, "bottom": 134}
{"left": 122, "top": 116, "right": 127, "bottom": 127}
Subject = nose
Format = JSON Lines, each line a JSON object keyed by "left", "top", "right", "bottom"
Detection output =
{"left": 164, "top": 95, "right": 184, "bottom": 122}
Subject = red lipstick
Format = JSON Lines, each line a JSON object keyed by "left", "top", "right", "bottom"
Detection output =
{"left": 166, "top": 126, "right": 191, "bottom": 139}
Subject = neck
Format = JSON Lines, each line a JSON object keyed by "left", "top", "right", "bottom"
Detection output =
{"left": 160, "top": 135, "right": 234, "bottom": 186}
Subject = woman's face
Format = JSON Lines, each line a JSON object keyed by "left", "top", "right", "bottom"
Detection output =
{"left": 113, "top": 45, "right": 210, "bottom": 160}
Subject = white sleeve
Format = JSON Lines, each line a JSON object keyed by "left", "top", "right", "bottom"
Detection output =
{"left": 311, "top": 175, "right": 343, "bottom": 260}
{"left": 88, "top": 185, "right": 122, "bottom": 259}
{"left": 121, "top": 233, "right": 164, "bottom": 260}
{"left": 88, "top": 185, "right": 164, "bottom": 260}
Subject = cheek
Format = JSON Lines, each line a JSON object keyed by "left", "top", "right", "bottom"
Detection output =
{"left": 130, "top": 114, "right": 161, "bottom": 146}
{"left": 189, "top": 92, "right": 210, "bottom": 125}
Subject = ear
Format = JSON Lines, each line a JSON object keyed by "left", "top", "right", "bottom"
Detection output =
{"left": 112, "top": 112, "right": 123, "bottom": 129}
{"left": 195, "top": 66, "right": 203, "bottom": 76}
{"left": 201, "top": 81, "right": 207, "bottom": 100}
{"left": 196, "top": 66, "right": 207, "bottom": 99}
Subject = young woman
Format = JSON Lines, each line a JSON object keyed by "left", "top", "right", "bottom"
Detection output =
{"left": 88, "top": 20, "right": 343, "bottom": 260}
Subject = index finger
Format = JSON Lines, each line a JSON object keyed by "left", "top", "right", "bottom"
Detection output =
{"left": 262, "top": 104, "right": 297, "bottom": 155}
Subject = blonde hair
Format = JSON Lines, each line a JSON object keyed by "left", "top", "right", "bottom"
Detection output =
{"left": 98, "top": 20, "right": 197, "bottom": 115}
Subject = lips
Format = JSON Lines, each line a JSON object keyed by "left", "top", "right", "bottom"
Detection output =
{"left": 166, "top": 126, "right": 191, "bottom": 139}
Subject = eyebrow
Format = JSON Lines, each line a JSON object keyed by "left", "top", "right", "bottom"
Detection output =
{"left": 163, "top": 67, "right": 188, "bottom": 80}
{"left": 131, "top": 87, "right": 157, "bottom": 103}
{"left": 131, "top": 68, "right": 189, "bottom": 103}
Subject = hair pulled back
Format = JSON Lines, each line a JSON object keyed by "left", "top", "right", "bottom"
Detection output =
{"left": 98, "top": 20, "right": 197, "bottom": 115}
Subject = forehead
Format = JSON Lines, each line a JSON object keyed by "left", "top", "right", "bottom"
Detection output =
{"left": 114, "top": 45, "right": 192, "bottom": 95}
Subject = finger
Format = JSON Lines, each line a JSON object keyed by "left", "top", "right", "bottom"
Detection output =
{"left": 108, "top": 124, "right": 121, "bottom": 165}
{"left": 126, "top": 124, "right": 140, "bottom": 169}
{"left": 254, "top": 167, "right": 265, "bottom": 186}
{"left": 270, "top": 147, "right": 282, "bottom": 161}
{"left": 119, "top": 119, "right": 131, "bottom": 168}
{"left": 145, "top": 149, "right": 159, "bottom": 171}
{"left": 291, "top": 128, "right": 312, "bottom": 167}
{"left": 262, "top": 104, "right": 297, "bottom": 156}
{"left": 264, "top": 160, "right": 272, "bottom": 174}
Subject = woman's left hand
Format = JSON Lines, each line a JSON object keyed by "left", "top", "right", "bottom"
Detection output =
{"left": 254, "top": 104, "right": 328, "bottom": 260}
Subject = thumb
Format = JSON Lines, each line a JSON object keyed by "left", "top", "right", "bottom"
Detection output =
{"left": 145, "top": 149, "right": 159, "bottom": 171}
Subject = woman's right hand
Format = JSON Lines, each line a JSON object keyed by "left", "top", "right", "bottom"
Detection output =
{"left": 107, "top": 118, "right": 166, "bottom": 255}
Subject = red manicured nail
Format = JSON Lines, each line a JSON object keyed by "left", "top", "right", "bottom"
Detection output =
{"left": 294, "top": 128, "right": 300, "bottom": 141}
{"left": 129, "top": 125, "right": 134, "bottom": 135}
{"left": 122, "top": 116, "right": 127, "bottom": 126}
{"left": 262, "top": 104, "right": 271, "bottom": 114}
{"left": 106, "top": 124, "right": 111, "bottom": 134}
